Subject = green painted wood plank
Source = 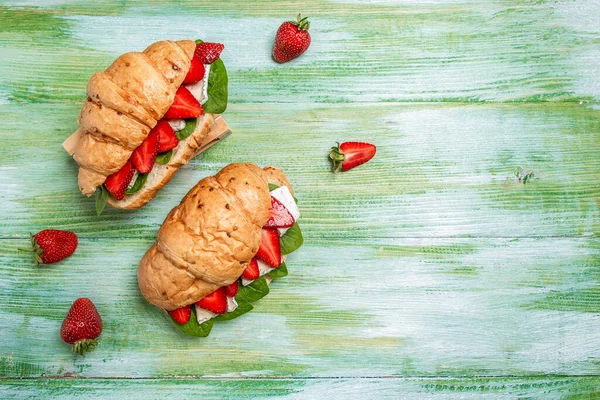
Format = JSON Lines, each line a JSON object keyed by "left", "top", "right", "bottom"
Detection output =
{"left": 1, "top": 376, "right": 599, "bottom": 399}
{"left": 1, "top": 1, "right": 599, "bottom": 105}
{"left": 1, "top": 237, "right": 599, "bottom": 378}
{"left": 1, "top": 102, "right": 598, "bottom": 239}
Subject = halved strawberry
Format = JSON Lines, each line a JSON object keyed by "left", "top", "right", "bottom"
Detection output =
{"left": 195, "top": 42, "right": 224, "bottom": 64}
{"left": 196, "top": 287, "right": 227, "bottom": 314}
{"left": 163, "top": 87, "right": 203, "bottom": 119}
{"left": 169, "top": 305, "right": 191, "bottom": 325}
{"left": 242, "top": 258, "right": 260, "bottom": 280}
{"left": 329, "top": 142, "right": 376, "bottom": 172}
{"left": 104, "top": 160, "right": 135, "bottom": 201}
{"left": 154, "top": 120, "right": 179, "bottom": 153}
{"left": 264, "top": 196, "right": 295, "bottom": 228}
{"left": 131, "top": 129, "right": 159, "bottom": 173}
{"left": 224, "top": 281, "right": 238, "bottom": 297}
{"left": 183, "top": 55, "right": 206, "bottom": 84}
{"left": 256, "top": 228, "right": 281, "bottom": 268}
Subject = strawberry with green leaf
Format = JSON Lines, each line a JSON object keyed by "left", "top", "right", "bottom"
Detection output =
{"left": 272, "top": 14, "right": 311, "bottom": 63}
{"left": 24, "top": 229, "right": 78, "bottom": 265}
{"left": 60, "top": 298, "right": 102, "bottom": 356}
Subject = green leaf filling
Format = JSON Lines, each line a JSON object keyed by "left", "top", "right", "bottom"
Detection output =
{"left": 203, "top": 58, "right": 228, "bottom": 114}
{"left": 266, "top": 262, "right": 288, "bottom": 279}
{"left": 281, "top": 223, "right": 303, "bottom": 255}
{"left": 171, "top": 307, "right": 214, "bottom": 337}
{"left": 194, "top": 38, "right": 228, "bottom": 115}
{"left": 237, "top": 277, "right": 270, "bottom": 303}
{"left": 125, "top": 173, "right": 148, "bottom": 195}
{"left": 175, "top": 118, "right": 197, "bottom": 141}
{"left": 95, "top": 185, "right": 108, "bottom": 216}
{"left": 213, "top": 299, "right": 253, "bottom": 322}
{"left": 155, "top": 150, "right": 173, "bottom": 165}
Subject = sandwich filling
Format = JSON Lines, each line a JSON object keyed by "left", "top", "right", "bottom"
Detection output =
{"left": 168, "top": 184, "right": 304, "bottom": 337}
{"left": 95, "top": 40, "right": 227, "bottom": 211}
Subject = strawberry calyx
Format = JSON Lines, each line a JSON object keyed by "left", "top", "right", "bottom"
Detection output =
{"left": 292, "top": 13, "right": 310, "bottom": 31}
{"left": 328, "top": 142, "right": 346, "bottom": 173}
{"left": 28, "top": 233, "right": 44, "bottom": 265}
{"left": 72, "top": 338, "right": 99, "bottom": 356}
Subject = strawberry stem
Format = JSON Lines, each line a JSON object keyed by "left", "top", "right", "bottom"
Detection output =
{"left": 294, "top": 13, "right": 310, "bottom": 31}
{"left": 329, "top": 142, "right": 346, "bottom": 173}
{"left": 72, "top": 339, "right": 99, "bottom": 356}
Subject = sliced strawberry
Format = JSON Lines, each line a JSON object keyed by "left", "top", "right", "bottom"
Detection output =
{"left": 104, "top": 160, "right": 135, "bottom": 201}
{"left": 195, "top": 42, "right": 224, "bottom": 64}
{"left": 196, "top": 287, "right": 227, "bottom": 314}
{"left": 183, "top": 55, "right": 206, "bottom": 84}
{"left": 131, "top": 129, "right": 159, "bottom": 173}
{"left": 154, "top": 120, "right": 179, "bottom": 153}
{"left": 242, "top": 258, "right": 260, "bottom": 280}
{"left": 224, "top": 281, "right": 238, "bottom": 297}
{"left": 169, "top": 305, "right": 191, "bottom": 325}
{"left": 163, "top": 87, "right": 204, "bottom": 119}
{"left": 256, "top": 228, "right": 281, "bottom": 268}
{"left": 264, "top": 196, "right": 295, "bottom": 228}
{"left": 329, "top": 142, "right": 376, "bottom": 172}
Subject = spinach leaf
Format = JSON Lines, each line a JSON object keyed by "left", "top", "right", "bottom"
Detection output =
{"left": 267, "top": 262, "right": 288, "bottom": 279}
{"left": 155, "top": 150, "right": 173, "bottom": 165}
{"left": 125, "top": 173, "right": 148, "bottom": 195}
{"left": 95, "top": 185, "right": 108, "bottom": 216}
{"left": 171, "top": 307, "right": 214, "bottom": 337}
{"left": 237, "top": 277, "right": 270, "bottom": 303}
{"left": 203, "top": 58, "right": 228, "bottom": 114}
{"left": 213, "top": 298, "right": 253, "bottom": 322}
{"left": 281, "top": 223, "right": 303, "bottom": 255}
{"left": 193, "top": 39, "right": 228, "bottom": 115}
{"left": 175, "top": 118, "right": 197, "bottom": 141}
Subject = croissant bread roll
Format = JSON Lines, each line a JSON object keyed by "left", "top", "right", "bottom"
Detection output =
{"left": 63, "top": 39, "right": 230, "bottom": 210}
{"left": 138, "top": 163, "right": 295, "bottom": 311}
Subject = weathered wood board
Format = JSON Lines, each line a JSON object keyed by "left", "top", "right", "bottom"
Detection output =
{"left": 0, "top": 0, "right": 599, "bottom": 398}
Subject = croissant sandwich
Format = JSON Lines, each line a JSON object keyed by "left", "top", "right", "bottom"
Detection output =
{"left": 62, "top": 39, "right": 230, "bottom": 212}
{"left": 138, "top": 163, "right": 304, "bottom": 337}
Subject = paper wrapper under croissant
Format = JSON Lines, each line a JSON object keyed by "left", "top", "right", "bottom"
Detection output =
{"left": 138, "top": 163, "right": 295, "bottom": 311}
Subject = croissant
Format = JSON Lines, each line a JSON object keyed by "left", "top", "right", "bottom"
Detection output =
{"left": 138, "top": 163, "right": 303, "bottom": 336}
{"left": 62, "top": 40, "right": 230, "bottom": 210}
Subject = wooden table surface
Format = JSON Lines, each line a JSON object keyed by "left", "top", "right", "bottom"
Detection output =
{"left": 1, "top": 0, "right": 600, "bottom": 398}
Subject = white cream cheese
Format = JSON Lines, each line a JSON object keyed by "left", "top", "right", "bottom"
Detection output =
{"left": 227, "top": 297, "right": 238, "bottom": 313}
{"left": 270, "top": 186, "right": 300, "bottom": 235}
{"left": 185, "top": 64, "right": 210, "bottom": 105}
{"left": 194, "top": 294, "right": 238, "bottom": 324}
{"left": 167, "top": 119, "right": 186, "bottom": 132}
{"left": 126, "top": 170, "right": 139, "bottom": 190}
{"left": 242, "top": 259, "right": 275, "bottom": 286}
{"left": 194, "top": 305, "right": 215, "bottom": 324}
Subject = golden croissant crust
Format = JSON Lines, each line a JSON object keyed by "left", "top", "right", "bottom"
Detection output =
{"left": 71, "top": 40, "right": 196, "bottom": 196}
{"left": 138, "top": 163, "right": 293, "bottom": 311}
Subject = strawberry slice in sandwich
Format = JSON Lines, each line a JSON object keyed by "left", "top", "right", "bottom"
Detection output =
{"left": 138, "top": 163, "right": 304, "bottom": 337}
{"left": 62, "top": 39, "right": 231, "bottom": 214}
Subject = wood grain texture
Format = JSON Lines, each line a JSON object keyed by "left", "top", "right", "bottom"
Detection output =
{"left": 1, "top": 377, "right": 600, "bottom": 399}
{"left": 1, "top": 0, "right": 599, "bottom": 397}
{"left": 1, "top": 102, "right": 599, "bottom": 239}
{"left": 1, "top": 238, "right": 599, "bottom": 378}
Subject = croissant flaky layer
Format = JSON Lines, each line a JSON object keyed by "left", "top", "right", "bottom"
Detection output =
{"left": 71, "top": 40, "right": 197, "bottom": 196}
{"left": 138, "top": 163, "right": 294, "bottom": 311}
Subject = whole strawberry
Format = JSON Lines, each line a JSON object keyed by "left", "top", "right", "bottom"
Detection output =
{"left": 27, "top": 229, "right": 78, "bottom": 264}
{"left": 272, "top": 14, "right": 311, "bottom": 63}
{"left": 60, "top": 298, "right": 102, "bottom": 355}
